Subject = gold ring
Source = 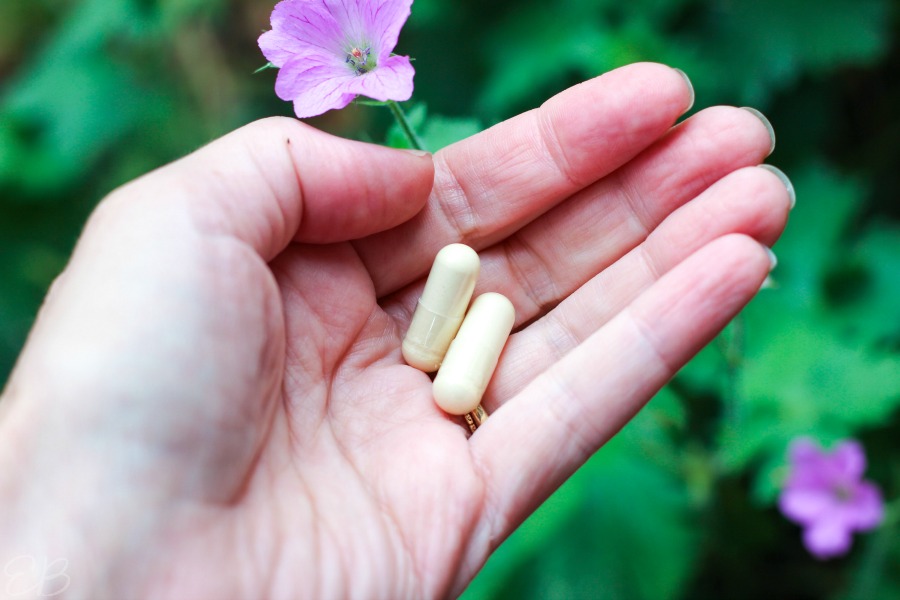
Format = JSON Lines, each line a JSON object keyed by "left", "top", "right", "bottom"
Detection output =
{"left": 464, "top": 404, "right": 489, "bottom": 433}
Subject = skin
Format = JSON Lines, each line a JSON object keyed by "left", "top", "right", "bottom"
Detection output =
{"left": 0, "top": 63, "right": 791, "bottom": 599}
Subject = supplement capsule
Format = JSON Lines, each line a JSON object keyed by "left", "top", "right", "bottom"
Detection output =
{"left": 432, "top": 292, "right": 515, "bottom": 415}
{"left": 402, "top": 244, "right": 480, "bottom": 372}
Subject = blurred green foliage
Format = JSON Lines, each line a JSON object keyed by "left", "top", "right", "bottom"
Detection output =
{"left": 1, "top": 0, "right": 899, "bottom": 598}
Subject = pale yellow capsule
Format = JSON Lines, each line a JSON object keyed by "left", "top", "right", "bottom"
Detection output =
{"left": 402, "top": 244, "right": 480, "bottom": 372}
{"left": 433, "top": 292, "right": 515, "bottom": 415}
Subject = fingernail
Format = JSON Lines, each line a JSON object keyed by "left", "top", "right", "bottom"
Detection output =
{"left": 758, "top": 164, "right": 796, "bottom": 210}
{"left": 672, "top": 68, "right": 694, "bottom": 113}
{"left": 401, "top": 148, "right": 431, "bottom": 157}
{"left": 741, "top": 107, "right": 776, "bottom": 156}
{"left": 763, "top": 245, "right": 778, "bottom": 271}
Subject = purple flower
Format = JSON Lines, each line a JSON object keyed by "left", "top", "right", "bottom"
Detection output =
{"left": 258, "top": 0, "right": 415, "bottom": 118}
{"left": 778, "top": 437, "right": 884, "bottom": 559}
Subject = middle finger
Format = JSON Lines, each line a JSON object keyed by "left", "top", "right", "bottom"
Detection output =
{"left": 383, "top": 105, "right": 775, "bottom": 330}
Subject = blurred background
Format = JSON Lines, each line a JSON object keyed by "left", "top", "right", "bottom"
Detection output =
{"left": 1, "top": 0, "right": 899, "bottom": 597}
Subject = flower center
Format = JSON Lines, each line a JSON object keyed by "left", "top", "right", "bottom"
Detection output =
{"left": 345, "top": 46, "right": 373, "bottom": 75}
{"left": 833, "top": 483, "right": 854, "bottom": 503}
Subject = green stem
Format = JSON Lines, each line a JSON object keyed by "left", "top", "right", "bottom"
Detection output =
{"left": 716, "top": 316, "right": 744, "bottom": 430}
{"left": 844, "top": 501, "right": 898, "bottom": 599}
{"left": 253, "top": 62, "right": 277, "bottom": 74}
{"left": 387, "top": 100, "right": 425, "bottom": 151}
{"left": 843, "top": 469, "right": 900, "bottom": 599}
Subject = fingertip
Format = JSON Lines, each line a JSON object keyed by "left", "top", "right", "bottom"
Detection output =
{"left": 536, "top": 62, "right": 698, "bottom": 188}
{"left": 671, "top": 67, "right": 695, "bottom": 113}
{"left": 625, "top": 232, "right": 774, "bottom": 370}
{"left": 711, "top": 232, "right": 778, "bottom": 286}
{"left": 233, "top": 117, "right": 437, "bottom": 246}
{"left": 99, "top": 117, "right": 436, "bottom": 259}
{"left": 741, "top": 107, "right": 776, "bottom": 156}
{"left": 612, "top": 62, "right": 695, "bottom": 114}
{"left": 400, "top": 148, "right": 432, "bottom": 158}
{"left": 573, "top": 62, "right": 692, "bottom": 115}
{"left": 680, "top": 106, "right": 778, "bottom": 168}
{"left": 651, "top": 233, "right": 775, "bottom": 320}
{"left": 762, "top": 245, "right": 778, "bottom": 272}
{"left": 291, "top": 137, "right": 435, "bottom": 243}
{"left": 757, "top": 164, "right": 795, "bottom": 210}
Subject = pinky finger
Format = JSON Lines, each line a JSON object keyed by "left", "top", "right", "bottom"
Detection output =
{"left": 467, "top": 233, "right": 774, "bottom": 554}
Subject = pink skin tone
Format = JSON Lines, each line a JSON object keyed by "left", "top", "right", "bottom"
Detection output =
{"left": 0, "top": 64, "right": 790, "bottom": 599}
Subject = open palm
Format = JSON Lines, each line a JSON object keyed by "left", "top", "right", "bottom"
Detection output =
{"left": 0, "top": 64, "right": 791, "bottom": 600}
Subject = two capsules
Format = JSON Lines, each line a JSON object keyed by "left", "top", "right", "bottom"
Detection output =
{"left": 401, "top": 244, "right": 515, "bottom": 418}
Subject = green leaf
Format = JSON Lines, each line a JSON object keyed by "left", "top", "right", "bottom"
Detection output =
{"left": 680, "top": 0, "right": 891, "bottom": 106}
{"left": 719, "top": 317, "right": 900, "bottom": 473}
{"left": 674, "top": 327, "right": 733, "bottom": 398}
{"left": 253, "top": 62, "right": 277, "bottom": 74}
{"left": 419, "top": 114, "right": 484, "bottom": 151}
{"left": 478, "top": 8, "right": 612, "bottom": 116}
{"left": 474, "top": 0, "right": 700, "bottom": 117}
{"left": 385, "top": 103, "right": 483, "bottom": 152}
{"left": 832, "top": 225, "right": 900, "bottom": 349}
{"left": 0, "top": 0, "right": 168, "bottom": 197}
{"left": 463, "top": 392, "right": 700, "bottom": 600}
{"left": 385, "top": 103, "right": 427, "bottom": 149}
{"left": 711, "top": 163, "right": 900, "bottom": 501}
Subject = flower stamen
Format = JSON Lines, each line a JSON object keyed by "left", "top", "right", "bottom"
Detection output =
{"left": 346, "top": 47, "right": 372, "bottom": 75}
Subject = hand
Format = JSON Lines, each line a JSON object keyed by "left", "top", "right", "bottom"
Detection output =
{"left": 0, "top": 63, "right": 790, "bottom": 599}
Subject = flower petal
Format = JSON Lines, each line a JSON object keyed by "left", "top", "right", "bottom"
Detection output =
{"left": 848, "top": 481, "right": 885, "bottom": 531}
{"left": 802, "top": 520, "right": 853, "bottom": 559}
{"left": 785, "top": 438, "right": 831, "bottom": 489}
{"left": 778, "top": 487, "right": 835, "bottom": 525}
{"left": 788, "top": 437, "right": 824, "bottom": 465}
{"left": 343, "top": 54, "right": 414, "bottom": 102}
{"left": 369, "top": 0, "right": 414, "bottom": 57}
{"left": 269, "top": 0, "right": 344, "bottom": 55}
{"left": 294, "top": 86, "right": 357, "bottom": 119}
{"left": 274, "top": 54, "right": 342, "bottom": 100}
{"left": 259, "top": 30, "right": 325, "bottom": 68}
{"left": 831, "top": 439, "right": 866, "bottom": 480}
{"left": 321, "top": 0, "right": 368, "bottom": 50}
{"left": 275, "top": 56, "right": 358, "bottom": 118}
{"left": 258, "top": 0, "right": 415, "bottom": 117}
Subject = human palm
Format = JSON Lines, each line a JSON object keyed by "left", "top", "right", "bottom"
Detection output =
{"left": 0, "top": 64, "right": 790, "bottom": 599}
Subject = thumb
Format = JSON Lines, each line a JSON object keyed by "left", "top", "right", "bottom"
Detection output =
{"left": 0, "top": 117, "right": 434, "bottom": 501}
{"left": 106, "top": 116, "right": 435, "bottom": 260}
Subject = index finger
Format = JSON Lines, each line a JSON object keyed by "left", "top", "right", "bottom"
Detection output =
{"left": 354, "top": 62, "right": 695, "bottom": 296}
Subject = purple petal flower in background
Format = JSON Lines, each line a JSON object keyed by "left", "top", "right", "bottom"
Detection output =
{"left": 778, "top": 437, "right": 884, "bottom": 559}
{"left": 258, "top": 0, "right": 415, "bottom": 118}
